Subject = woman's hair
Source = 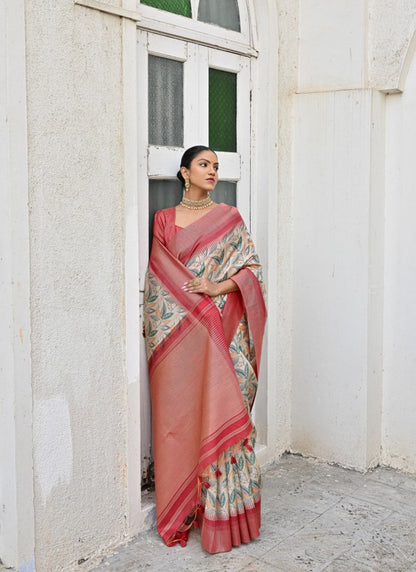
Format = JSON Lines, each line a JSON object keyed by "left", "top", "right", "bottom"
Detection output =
{"left": 176, "top": 145, "right": 217, "bottom": 186}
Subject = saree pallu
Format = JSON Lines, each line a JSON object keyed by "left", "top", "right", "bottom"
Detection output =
{"left": 144, "top": 203, "right": 266, "bottom": 554}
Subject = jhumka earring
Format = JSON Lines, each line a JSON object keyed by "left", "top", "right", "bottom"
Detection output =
{"left": 185, "top": 178, "right": 190, "bottom": 193}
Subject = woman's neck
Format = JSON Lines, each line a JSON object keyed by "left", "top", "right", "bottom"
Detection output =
{"left": 186, "top": 189, "right": 209, "bottom": 201}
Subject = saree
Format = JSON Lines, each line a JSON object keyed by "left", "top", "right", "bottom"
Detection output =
{"left": 143, "top": 203, "right": 266, "bottom": 554}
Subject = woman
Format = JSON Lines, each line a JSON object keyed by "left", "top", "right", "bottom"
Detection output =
{"left": 143, "top": 145, "right": 266, "bottom": 554}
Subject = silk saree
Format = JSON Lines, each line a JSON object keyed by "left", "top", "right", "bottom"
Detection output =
{"left": 143, "top": 203, "right": 266, "bottom": 554}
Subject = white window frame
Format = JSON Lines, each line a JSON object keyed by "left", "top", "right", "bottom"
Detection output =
{"left": 137, "top": 32, "right": 252, "bottom": 289}
{"left": 137, "top": 0, "right": 257, "bottom": 57}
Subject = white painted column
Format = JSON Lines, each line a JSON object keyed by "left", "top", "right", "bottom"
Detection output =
{"left": 0, "top": 0, "right": 35, "bottom": 568}
{"left": 292, "top": 89, "right": 385, "bottom": 470}
{"left": 383, "top": 51, "right": 416, "bottom": 474}
{"left": 252, "top": 0, "right": 292, "bottom": 464}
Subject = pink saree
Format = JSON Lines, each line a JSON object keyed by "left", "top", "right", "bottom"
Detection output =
{"left": 144, "top": 203, "right": 266, "bottom": 553}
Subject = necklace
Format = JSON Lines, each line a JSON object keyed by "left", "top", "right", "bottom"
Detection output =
{"left": 180, "top": 196, "right": 213, "bottom": 210}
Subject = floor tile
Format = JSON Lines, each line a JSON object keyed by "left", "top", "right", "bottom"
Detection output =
{"left": 92, "top": 456, "right": 416, "bottom": 572}
{"left": 260, "top": 496, "right": 391, "bottom": 571}
{"left": 351, "top": 480, "right": 416, "bottom": 516}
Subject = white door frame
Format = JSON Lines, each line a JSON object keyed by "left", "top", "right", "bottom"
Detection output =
{"left": 125, "top": 0, "right": 282, "bottom": 535}
{"left": 0, "top": 0, "right": 34, "bottom": 567}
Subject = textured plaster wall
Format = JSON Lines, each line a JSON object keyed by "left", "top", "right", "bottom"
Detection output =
{"left": 383, "top": 52, "right": 416, "bottom": 473}
{"left": 298, "top": 0, "right": 416, "bottom": 93}
{"left": 369, "top": 0, "right": 416, "bottom": 91}
{"left": 25, "top": 1, "right": 127, "bottom": 569}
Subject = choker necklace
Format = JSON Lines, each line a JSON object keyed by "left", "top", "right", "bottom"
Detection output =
{"left": 180, "top": 196, "right": 213, "bottom": 210}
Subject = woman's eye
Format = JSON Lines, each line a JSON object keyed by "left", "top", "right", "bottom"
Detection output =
{"left": 200, "top": 162, "right": 207, "bottom": 167}
{"left": 214, "top": 166, "right": 219, "bottom": 171}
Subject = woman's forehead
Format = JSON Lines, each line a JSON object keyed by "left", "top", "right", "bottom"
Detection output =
{"left": 193, "top": 151, "right": 218, "bottom": 163}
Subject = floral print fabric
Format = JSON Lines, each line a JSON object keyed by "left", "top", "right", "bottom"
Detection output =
{"left": 144, "top": 204, "right": 266, "bottom": 553}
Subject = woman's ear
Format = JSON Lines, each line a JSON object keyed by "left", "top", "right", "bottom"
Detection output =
{"left": 180, "top": 166, "right": 189, "bottom": 180}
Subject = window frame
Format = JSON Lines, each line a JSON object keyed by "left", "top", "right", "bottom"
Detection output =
{"left": 137, "top": 0, "right": 257, "bottom": 57}
{"left": 137, "top": 33, "right": 252, "bottom": 289}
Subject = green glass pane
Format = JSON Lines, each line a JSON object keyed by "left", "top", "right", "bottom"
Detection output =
{"left": 198, "top": 0, "right": 240, "bottom": 32}
{"left": 141, "top": 0, "right": 191, "bottom": 17}
{"left": 209, "top": 68, "right": 237, "bottom": 152}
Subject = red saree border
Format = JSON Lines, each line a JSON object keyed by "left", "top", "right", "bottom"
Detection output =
{"left": 147, "top": 312, "right": 194, "bottom": 375}
{"left": 149, "top": 240, "right": 237, "bottom": 379}
{"left": 231, "top": 268, "right": 267, "bottom": 378}
{"left": 199, "top": 499, "right": 261, "bottom": 554}
{"left": 167, "top": 204, "right": 243, "bottom": 264}
{"left": 222, "top": 291, "right": 245, "bottom": 347}
{"left": 198, "top": 410, "right": 252, "bottom": 468}
{"left": 157, "top": 408, "right": 252, "bottom": 543}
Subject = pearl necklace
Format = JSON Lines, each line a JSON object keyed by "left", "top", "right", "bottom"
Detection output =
{"left": 180, "top": 196, "right": 213, "bottom": 210}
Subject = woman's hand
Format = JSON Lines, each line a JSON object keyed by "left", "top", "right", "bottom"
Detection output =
{"left": 182, "top": 276, "right": 240, "bottom": 297}
{"left": 182, "top": 277, "right": 219, "bottom": 297}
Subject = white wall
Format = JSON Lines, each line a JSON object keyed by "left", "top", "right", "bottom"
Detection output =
{"left": 383, "top": 46, "right": 416, "bottom": 473}
{"left": 298, "top": 0, "right": 367, "bottom": 92}
{"left": 292, "top": 1, "right": 389, "bottom": 471}
{"left": 24, "top": 1, "right": 129, "bottom": 568}
{"left": 292, "top": 0, "right": 416, "bottom": 475}
{"left": 292, "top": 89, "right": 385, "bottom": 470}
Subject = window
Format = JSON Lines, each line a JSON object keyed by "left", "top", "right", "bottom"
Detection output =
{"left": 140, "top": 0, "right": 241, "bottom": 31}
{"left": 137, "top": 32, "right": 251, "bottom": 280}
{"left": 138, "top": 0, "right": 255, "bottom": 53}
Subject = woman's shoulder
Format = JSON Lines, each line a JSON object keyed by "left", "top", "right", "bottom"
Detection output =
{"left": 155, "top": 205, "right": 176, "bottom": 215}
{"left": 153, "top": 206, "right": 176, "bottom": 222}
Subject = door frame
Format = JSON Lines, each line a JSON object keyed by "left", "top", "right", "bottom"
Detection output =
{"left": 125, "top": 0, "right": 281, "bottom": 536}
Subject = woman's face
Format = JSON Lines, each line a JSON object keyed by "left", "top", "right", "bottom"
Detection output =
{"left": 181, "top": 150, "right": 219, "bottom": 194}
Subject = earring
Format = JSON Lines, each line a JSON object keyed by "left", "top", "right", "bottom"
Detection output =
{"left": 185, "top": 179, "right": 190, "bottom": 193}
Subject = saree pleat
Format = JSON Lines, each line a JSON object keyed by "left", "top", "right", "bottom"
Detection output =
{"left": 144, "top": 203, "right": 266, "bottom": 553}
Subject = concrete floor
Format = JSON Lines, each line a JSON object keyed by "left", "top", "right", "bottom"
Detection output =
{"left": 94, "top": 454, "right": 416, "bottom": 572}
